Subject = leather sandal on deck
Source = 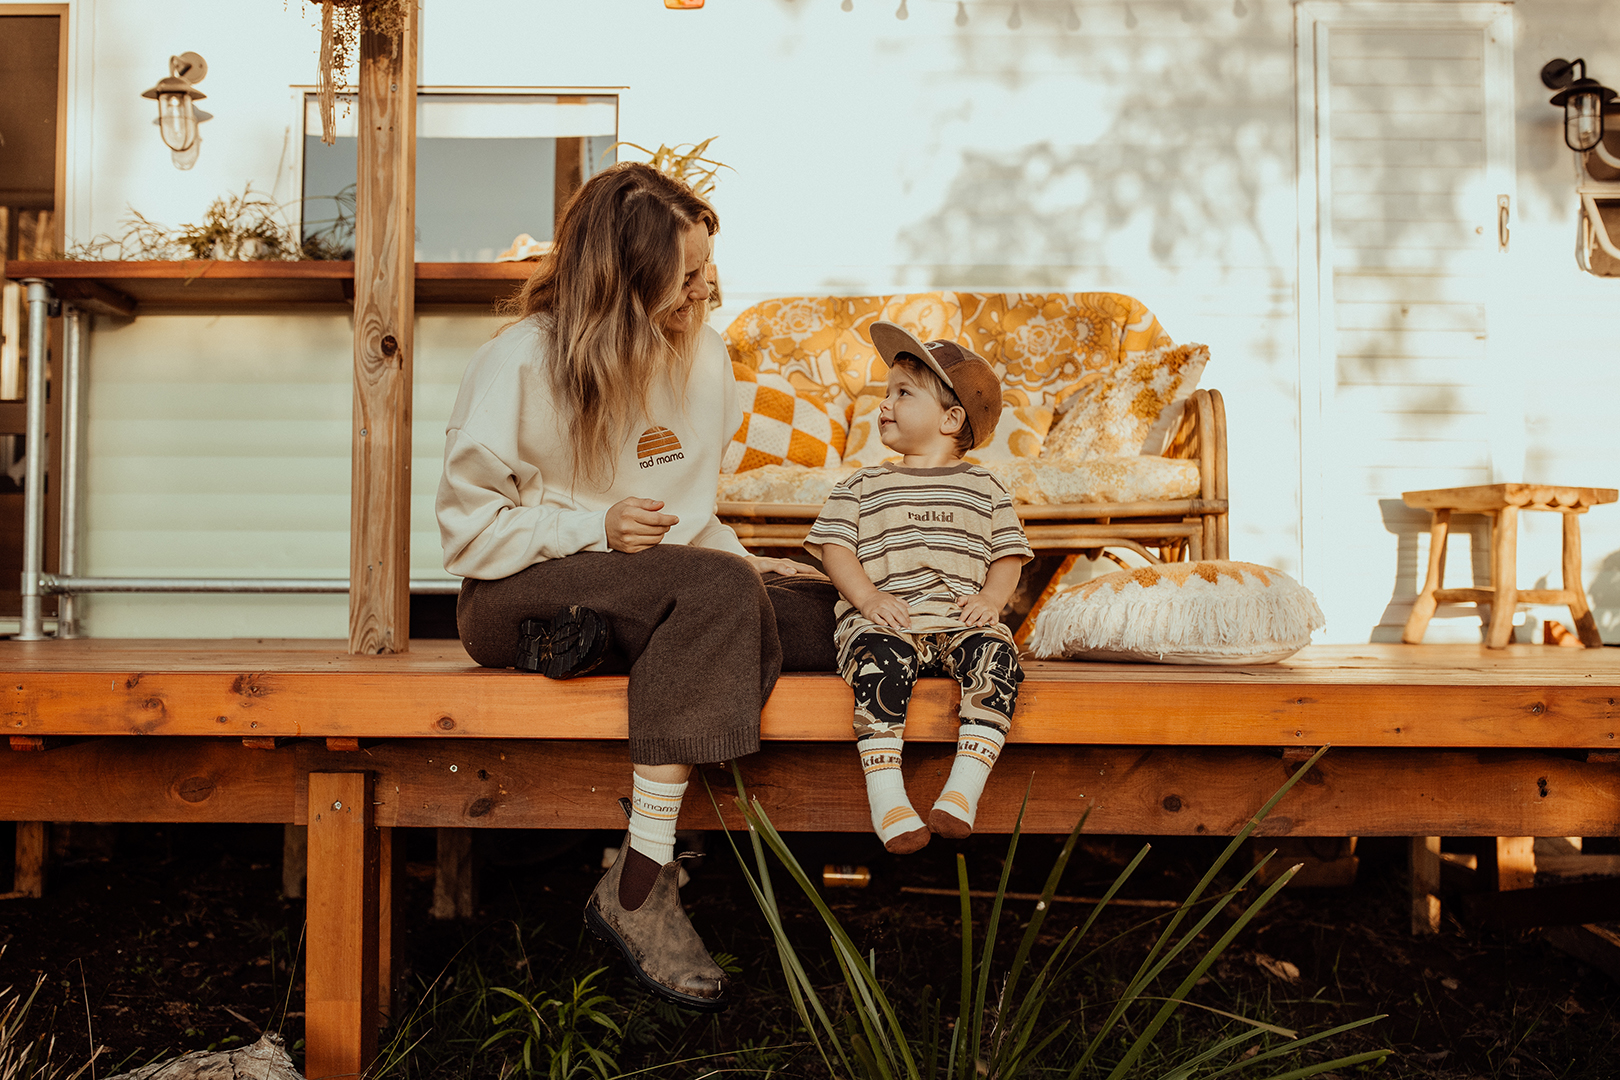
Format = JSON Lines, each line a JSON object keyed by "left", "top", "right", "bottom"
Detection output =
{"left": 517, "top": 606, "right": 610, "bottom": 679}
{"left": 585, "top": 836, "right": 730, "bottom": 1011}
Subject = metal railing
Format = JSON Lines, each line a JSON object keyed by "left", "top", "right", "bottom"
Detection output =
{"left": 15, "top": 280, "right": 460, "bottom": 639}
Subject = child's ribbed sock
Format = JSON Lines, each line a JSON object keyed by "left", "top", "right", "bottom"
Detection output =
{"left": 859, "top": 736, "right": 930, "bottom": 854}
{"left": 929, "top": 724, "right": 1007, "bottom": 839}
{"left": 621, "top": 773, "right": 686, "bottom": 910}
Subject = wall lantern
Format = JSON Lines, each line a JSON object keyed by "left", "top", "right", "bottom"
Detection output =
{"left": 1541, "top": 58, "right": 1616, "bottom": 153}
{"left": 141, "top": 52, "right": 210, "bottom": 169}
{"left": 1543, "top": 58, "right": 1620, "bottom": 277}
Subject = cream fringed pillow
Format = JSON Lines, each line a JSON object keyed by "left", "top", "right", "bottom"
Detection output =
{"left": 1043, "top": 343, "right": 1210, "bottom": 462}
{"left": 723, "top": 364, "right": 847, "bottom": 473}
{"left": 842, "top": 395, "right": 1055, "bottom": 468}
{"left": 1026, "top": 561, "right": 1325, "bottom": 665}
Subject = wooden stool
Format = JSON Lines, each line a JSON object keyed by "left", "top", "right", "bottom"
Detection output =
{"left": 1402, "top": 483, "right": 1617, "bottom": 649}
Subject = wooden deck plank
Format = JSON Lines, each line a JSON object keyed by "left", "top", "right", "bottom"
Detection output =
{"left": 2, "top": 643, "right": 1617, "bottom": 747}
{"left": 2, "top": 738, "right": 1615, "bottom": 837}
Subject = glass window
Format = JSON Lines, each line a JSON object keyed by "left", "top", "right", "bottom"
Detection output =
{"left": 301, "top": 93, "right": 618, "bottom": 261}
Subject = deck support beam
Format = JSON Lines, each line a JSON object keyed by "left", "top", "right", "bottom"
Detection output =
{"left": 305, "top": 773, "right": 379, "bottom": 1080}
{"left": 348, "top": 8, "right": 417, "bottom": 654}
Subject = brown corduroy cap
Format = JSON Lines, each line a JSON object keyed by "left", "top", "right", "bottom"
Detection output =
{"left": 867, "top": 321, "right": 1003, "bottom": 450}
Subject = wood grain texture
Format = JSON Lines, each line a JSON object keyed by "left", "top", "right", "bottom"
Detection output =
{"left": 3, "top": 642, "right": 1620, "bottom": 747}
{"left": 3, "top": 739, "right": 1619, "bottom": 837}
{"left": 430, "top": 828, "right": 475, "bottom": 920}
{"left": 10, "top": 821, "right": 45, "bottom": 898}
{"left": 348, "top": 14, "right": 417, "bottom": 656}
{"left": 305, "top": 772, "right": 378, "bottom": 1080}
{"left": 378, "top": 827, "right": 401, "bottom": 1026}
{"left": 0, "top": 260, "right": 528, "bottom": 310}
{"left": 1403, "top": 483, "right": 1618, "bottom": 513}
{"left": 1411, "top": 836, "right": 1441, "bottom": 934}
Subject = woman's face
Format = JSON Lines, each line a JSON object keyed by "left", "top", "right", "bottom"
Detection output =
{"left": 663, "top": 222, "right": 712, "bottom": 334}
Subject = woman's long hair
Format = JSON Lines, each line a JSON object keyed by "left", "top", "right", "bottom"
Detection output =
{"left": 502, "top": 162, "right": 718, "bottom": 487}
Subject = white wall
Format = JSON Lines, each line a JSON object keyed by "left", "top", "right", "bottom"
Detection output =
{"left": 17, "top": 0, "right": 1620, "bottom": 641}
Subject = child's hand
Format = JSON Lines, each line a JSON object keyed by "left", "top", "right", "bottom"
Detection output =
{"left": 859, "top": 591, "right": 912, "bottom": 629}
{"left": 955, "top": 592, "right": 1003, "bottom": 627}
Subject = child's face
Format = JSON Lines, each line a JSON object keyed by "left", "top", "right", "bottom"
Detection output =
{"left": 878, "top": 364, "right": 961, "bottom": 457}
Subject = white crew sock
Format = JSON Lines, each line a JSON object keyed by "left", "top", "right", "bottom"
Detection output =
{"left": 859, "top": 736, "right": 929, "bottom": 854}
{"left": 929, "top": 723, "right": 1008, "bottom": 838}
{"left": 628, "top": 773, "right": 687, "bottom": 866}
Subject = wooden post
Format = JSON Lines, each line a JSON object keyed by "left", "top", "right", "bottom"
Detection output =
{"left": 377, "top": 826, "right": 402, "bottom": 1028}
{"left": 1486, "top": 505, "right": 1519, "bottom": 648}
{"left": 349, "top": 7, "right": 417, "bottom": 654}
{"left": 283, "top": 823, "right": 307, "bottom": 900}
{"left": 306, "top": 773, "right": 379, "bottom": 1080}
{"left": 1410, "top": 836, "right": 1441, "bottom": 934}
{"left": 1563, "top": 510, "right": 1604, "bottom": 647}
{"left": 1495, "top": 835, "right": 1536, "bottom": 892}
{"left": 10, "top": 822, "right": 47, "bottom": 898}
{"left": 1403, "top": 509, "right": 1450, "bottom": 644}
{"left": 431, "top": 827, "right": 476, "bottom": 920}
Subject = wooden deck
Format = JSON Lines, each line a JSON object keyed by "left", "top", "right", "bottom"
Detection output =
{"left": 2, "top": 640, "right": 1618, "bottom": 837}
{"left": 5, "top": 640, "right": 1618, "bottom": 747}
{"left": 5, "top": 638, "right": 1618, "bottom": 1075}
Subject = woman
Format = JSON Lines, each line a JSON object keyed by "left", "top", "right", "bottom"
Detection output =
{"left": 436, "top": 162, "right": 836, "bottom": 1011}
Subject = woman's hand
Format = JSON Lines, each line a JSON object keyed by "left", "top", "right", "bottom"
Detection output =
{"left": 606, "top": 497, "right": 679, "bottom": 553}
{"left": 745, "top": 555, "right": 823, "bottom": 578}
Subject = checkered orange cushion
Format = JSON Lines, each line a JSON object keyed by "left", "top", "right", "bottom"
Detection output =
{"left": 722, "top": 363, "right": 847, "bottom": 474}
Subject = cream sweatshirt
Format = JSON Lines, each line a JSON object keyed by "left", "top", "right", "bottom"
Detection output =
{"left": 436, "top": 316, "right": 748, "bottom": 580}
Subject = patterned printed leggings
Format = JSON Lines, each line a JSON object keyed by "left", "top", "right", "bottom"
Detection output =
{"left": 842, "top": 628, "right": 1024, "bottom": 740}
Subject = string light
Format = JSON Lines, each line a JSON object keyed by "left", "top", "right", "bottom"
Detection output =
{"left": 955, "top": 1, "right": 969, "bottom": 26}
{"left": 1007, "top": 2, "right": 1021, "bottom": 28}
{"left": 1065, "top": 3, "right": 1081, "bottom": 30}
{"left": 841, "top": 0, "right": 853, "bottom": 10}
{"left": 895, "top": 0, "right": 908, "bottom": 17}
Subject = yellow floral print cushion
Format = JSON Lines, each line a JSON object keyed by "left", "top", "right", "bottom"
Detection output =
{"left": 963, "top": 405, "right": 1055, "bottom": 465}
{"left": 721, "top": 363, "right": 846, "bottom": 474}
{"left": 839, "top": 395, "right": 901, "bottom": 469}
{"left": 723, "top": 291, "right": 1174, "bottom": 417}
{"left": 837, "top": 394, "right": 1053, "bottom": 469}
{"left": 1042, "top": 343, "right": 1210, "bottom": 462}
{"left": 956, "top": 293, "right": 1170, "bottom": 410}
{"left": 713, "top": 457, "right": 1199, "bottom": 507}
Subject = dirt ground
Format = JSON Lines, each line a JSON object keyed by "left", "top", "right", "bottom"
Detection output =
{"left": 2, "top": 819, "right": 1618, "bottom": 1078}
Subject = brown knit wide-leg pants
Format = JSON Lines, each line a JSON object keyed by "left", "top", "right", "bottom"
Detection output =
{"left": 456, "top": 547, "right": 838, "bottom": 764}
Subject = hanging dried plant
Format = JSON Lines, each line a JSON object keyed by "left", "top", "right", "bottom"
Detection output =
{"left": 307, "top": 0, "right": 411, "bottom": 145}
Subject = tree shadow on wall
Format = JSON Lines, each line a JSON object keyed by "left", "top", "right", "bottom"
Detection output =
{"left": 894, "top": 13, "right": 1293, "bottom": 316}
{"left": 1586, "top": 549, "right": 1620, "bottom": 645}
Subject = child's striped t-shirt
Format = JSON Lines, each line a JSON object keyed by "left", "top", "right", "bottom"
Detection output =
{"left": 804, "top": 462, "right": 1032, "bottom": 633}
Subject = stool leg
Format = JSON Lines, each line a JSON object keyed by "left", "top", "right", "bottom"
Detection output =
{"left": 1563, "top": 510, "right": 1604, "bottom": 648}
{"left": 1403, "top": 509, "right": 1451, "bottom": 644}
{"left": 1486, "top": 505, "right": 1519, "bottom": 648}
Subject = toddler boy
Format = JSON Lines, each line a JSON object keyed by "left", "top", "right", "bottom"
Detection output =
{"left": 804, "top": 322, "right": 1031, "bottom": 853}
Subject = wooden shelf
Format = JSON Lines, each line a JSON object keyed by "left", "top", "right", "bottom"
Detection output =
{"left": 0, "top": 259, "right": 535, "bottom": 316}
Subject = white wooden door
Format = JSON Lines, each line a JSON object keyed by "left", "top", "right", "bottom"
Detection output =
{"left": 1297, "top": 1, "right": 1517, "bottom": 641}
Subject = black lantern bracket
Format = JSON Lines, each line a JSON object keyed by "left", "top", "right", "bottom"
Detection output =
{"left": 1543, "top": 58, "right": 1620, "bottom": 274}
